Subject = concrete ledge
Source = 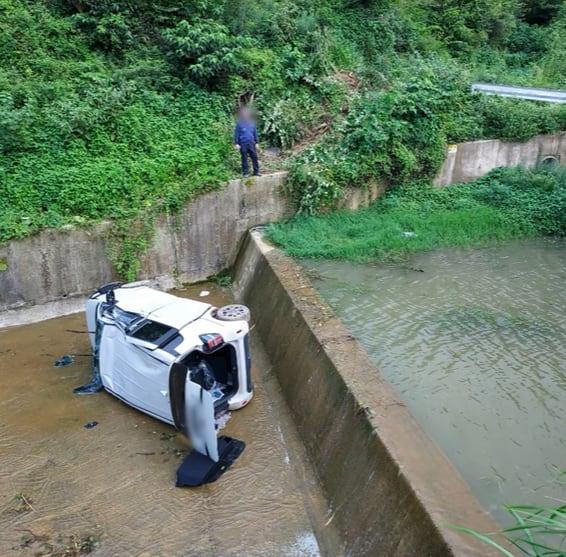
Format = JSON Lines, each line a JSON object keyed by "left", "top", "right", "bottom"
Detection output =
{"left": 0, "top": 296, "right": 85, "bottom": 329}
{"left": 0, "top": 172, "right": 293, "bottom": 317}
{"left": 434, "top": 132, "right": 566, "bottom": 186}
{"left": 233, "top": 231, "right": 503, "bottom": 556}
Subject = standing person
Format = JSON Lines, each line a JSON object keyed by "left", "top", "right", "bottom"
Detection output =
{"left": 233, "top": 107, "right": 261, "bottom": 177}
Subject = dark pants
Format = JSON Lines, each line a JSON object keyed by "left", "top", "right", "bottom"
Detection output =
{"left": 240, "top": 143, "right": 259, "bottom": 176}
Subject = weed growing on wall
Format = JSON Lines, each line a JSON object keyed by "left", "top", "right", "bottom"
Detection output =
{"left": 451, "top": 489, "right": 566, "bottom": 557}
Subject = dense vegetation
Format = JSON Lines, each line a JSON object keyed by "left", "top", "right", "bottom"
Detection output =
{"left": 1, "top": 0, "right": 565, "bottom": 275}
{"left": 267, "top": 164, "right": 566, "bottom": 260}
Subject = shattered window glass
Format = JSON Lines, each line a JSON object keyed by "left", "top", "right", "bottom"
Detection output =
{"left": 104, "top": 306, "right": 140, "bottom": 330}
{"left": 131, "top": 321, "right": 174, "bottom": 343}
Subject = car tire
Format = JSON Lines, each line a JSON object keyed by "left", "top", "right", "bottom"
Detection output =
{"left": 215, "top": 304, "right": 251, "bottom": 322}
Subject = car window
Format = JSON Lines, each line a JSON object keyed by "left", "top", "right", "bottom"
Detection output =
{"left": 104, "top": 306, "right": 140, "bottom": 329}
{"left": 130, "top": 320, "right": 174, "bottom": 343}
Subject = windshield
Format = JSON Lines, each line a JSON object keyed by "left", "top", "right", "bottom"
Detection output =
{"left": 131, "top": 320, "right": 174, "bottom": 343}
{"left": 103, "top": 306, "right": 141, "bottom": 331}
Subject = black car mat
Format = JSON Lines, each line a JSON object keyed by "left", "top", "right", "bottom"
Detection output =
{"left": 176, "top": 435, "right": 246, "bottom": 487}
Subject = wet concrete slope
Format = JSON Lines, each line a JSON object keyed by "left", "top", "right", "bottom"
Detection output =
{"left": 0, "top": 284, "right": 340, "bottom": 557}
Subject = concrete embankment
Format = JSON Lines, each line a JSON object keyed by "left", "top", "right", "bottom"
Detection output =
{"left": 0, "top": 173, "right": 293, "bottom": 325}
{"left": 0, "top": 172, "right": 385, "bottom": 327}
{"left": 434, "top": 132, "right": 566, "bottom": 186}
{"left": 3, "top": 131, "right": 564, "bottom": 325}
{"left": 233, "top": 231, "right": 502, "bottom": 557}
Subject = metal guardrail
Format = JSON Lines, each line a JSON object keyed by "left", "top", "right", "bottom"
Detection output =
{"left": 471, "top": 83, "right": 566, "bottom": 103}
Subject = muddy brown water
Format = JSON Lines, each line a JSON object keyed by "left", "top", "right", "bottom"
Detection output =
{"left": 305, "top": 238, "right": 566, "bottom": 526}
{"left": 0, "top": 284, "right": 341, "bottom": 557}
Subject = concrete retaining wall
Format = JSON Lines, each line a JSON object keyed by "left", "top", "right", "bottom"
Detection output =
{"left": 0, "top": 173, "right": 293, "bottom": 323}
{"left": 434, "top": 132, "right": 566, "bottom": 186}
{"left": 233, "top": 231, "right": 503, "bottom": 557}
{"left": 0, "top": 171, "right": 390, "bottom": 325}
{"left": 338, "top": 180, "right": 386, "bottom": 210}
{"left": 4, "top": 131, "right": 564, "bottom": 323}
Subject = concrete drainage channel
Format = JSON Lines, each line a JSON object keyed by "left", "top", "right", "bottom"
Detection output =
{"left": 0, "top": 230, "right": 504, "bottom": 556}
{"left": 0, "top": 168, "right": 510, "bottom": 555}
{"left": 232, "top": 231, "right": 503, "bottom": 557}
{"left": 0, "top": 283, "right": 342, "bottom": 557}
{"left": 3, "top": 132, "right": 564, "bottom": 554}
{"left": 0, "top": 232, "right": 503, "bottom": 556}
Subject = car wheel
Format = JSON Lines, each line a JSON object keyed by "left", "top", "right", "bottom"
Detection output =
{"left": 215, "top": 304, "right": 251, "bottom": 322}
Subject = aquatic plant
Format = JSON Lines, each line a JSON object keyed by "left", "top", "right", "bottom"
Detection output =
{"left": 451, "top": 500, "right": 566, "bottom": 556}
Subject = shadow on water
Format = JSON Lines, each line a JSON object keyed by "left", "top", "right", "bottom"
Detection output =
{"left": 306, "top": 238, "right": 566, "bottom": 526}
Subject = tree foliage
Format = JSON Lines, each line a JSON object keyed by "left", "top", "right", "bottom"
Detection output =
{"left": 163, "top": 20, "right": 250, "bottom": 86}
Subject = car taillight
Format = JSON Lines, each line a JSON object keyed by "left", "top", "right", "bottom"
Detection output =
{"left": 199, "top": 333, "right": 224, "bottom": 352}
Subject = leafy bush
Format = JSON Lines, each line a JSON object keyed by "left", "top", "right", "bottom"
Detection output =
{"left": 284, "top": 63, "right": 465, "bottom": 213}
{"left": 163, "top": 20, "right": 251, "bottom": 87}
{"left": 71, "top": 11, "right": 134, "bottom": 52}
{"left": 0, "top": 87, "right": 231, "bottom": 238}
{"left": 477, "top": 96, "right": 566, "bottom": 141}
{"left": 423, "top": 0, "right": 520, "bottom": 51}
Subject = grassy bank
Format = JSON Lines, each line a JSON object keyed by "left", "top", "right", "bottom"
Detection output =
{"left": 267, "top": 165, "right": 566, "bottom": 261}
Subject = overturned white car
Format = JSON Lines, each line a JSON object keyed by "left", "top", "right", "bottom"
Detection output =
{"left": 75, "top": 282, "right": 253, "bottom": 486}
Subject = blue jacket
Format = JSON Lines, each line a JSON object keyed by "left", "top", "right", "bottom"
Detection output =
{"left": 234, "top": 120, "right": 258, "bottom": 146}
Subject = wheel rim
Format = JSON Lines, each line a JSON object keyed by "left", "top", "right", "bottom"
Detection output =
{"left": 218, "top": 305, "right": 248, "bottom": 319}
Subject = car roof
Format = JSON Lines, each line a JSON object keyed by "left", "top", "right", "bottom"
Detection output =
{"left": 113, "top": 286, "right": 212, "bottom": 330}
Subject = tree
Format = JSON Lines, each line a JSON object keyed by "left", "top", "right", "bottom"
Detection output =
{"left": 162, "top": 20, "right": 250, "bottom": 87}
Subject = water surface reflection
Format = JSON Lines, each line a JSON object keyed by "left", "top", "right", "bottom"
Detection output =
{"left": 307, "top": 238, "right": 566, "bottom": 524}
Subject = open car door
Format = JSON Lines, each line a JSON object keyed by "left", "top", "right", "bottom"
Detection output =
{"left": 169, "top": 362, "right": 245, "bottom": 486}
{"left": 178, "top": 369, "right": 219, "bottom": 462}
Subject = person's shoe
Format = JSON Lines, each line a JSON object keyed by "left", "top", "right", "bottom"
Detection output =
{"left": 253, "top": 173, "right": 262, "bottom": 177}
{"left": 242, "top": 174, "right": 248, "bottom": 178}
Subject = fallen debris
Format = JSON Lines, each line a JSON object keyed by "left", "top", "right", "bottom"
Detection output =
{"left": 54, "top": 355, "right": 73, "bottom": 367}
{"left": 7, "top": 493, "right": 34, "bottom": 514}
{"left": 19, "top": 531, "right": 99, "bottom": 556}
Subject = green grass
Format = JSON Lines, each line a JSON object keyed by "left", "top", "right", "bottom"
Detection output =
{"left": 267, "top": 165, "right": 566, "bottom": 262}
{"left": 268, "top": 206, "right": 523, "bottom": 261}
{"left": 451, "top": 499, "right": 566, "bottom": 556}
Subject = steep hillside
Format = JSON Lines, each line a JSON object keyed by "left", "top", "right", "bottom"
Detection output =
{"left": 1, "top": 0, "right": 565, "bottom": 274}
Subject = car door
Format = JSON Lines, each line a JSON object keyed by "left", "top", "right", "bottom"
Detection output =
{"left": 169, "top": 362, "right": 218, "bottom": 461}
{"left": 99, "top": 323, "right": 172, "bottom": 423}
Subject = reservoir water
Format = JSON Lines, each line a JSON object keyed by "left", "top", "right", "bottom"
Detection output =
{"left": 306, "top": 238, "right": 566, "bottom": 525}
